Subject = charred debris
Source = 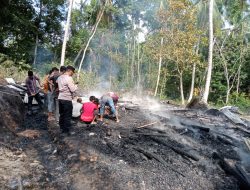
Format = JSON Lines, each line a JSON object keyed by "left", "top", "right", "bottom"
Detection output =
{"left": 1, "top": 82, "right": 250, "bottom": 189}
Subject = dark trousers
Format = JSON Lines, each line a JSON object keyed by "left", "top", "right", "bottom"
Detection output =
{"left": 59, "top": 99, "right": 73, "bottom": 133}
{"left": 28, "top": 93, "right": 43, "bottom": 111}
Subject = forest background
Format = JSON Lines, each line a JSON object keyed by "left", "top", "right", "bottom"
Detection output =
{"left": 0, "top": 0, "right": 249, "bottom": 112}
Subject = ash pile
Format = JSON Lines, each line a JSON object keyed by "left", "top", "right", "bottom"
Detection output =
{"left": 49, "top": 96, "right": 250, "bottom": 190}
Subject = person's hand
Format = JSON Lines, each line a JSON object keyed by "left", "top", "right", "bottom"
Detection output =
{"left": 31, "top": 93, "right": 36, "bottom": 96}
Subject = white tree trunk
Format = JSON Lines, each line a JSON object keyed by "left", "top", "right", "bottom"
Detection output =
{"left": 137, "top": 43, "right": 141, "bottom": 92}
{"left": 126, "top": 43, "right": 130, "bottom": 84}
{"left": 226, "top": 82, "right": 230, "bottom": 104}
{"left": 201, "top": 0, "right": 214, "bottom": 104}
{"left": 236, "top": 64, "right": 241, "bottom": 94}
{"left": 180, "top": 72, "right": 185, "bottom": 105}
{"left": 188, "top": 63, "right": 196, "bottom": 103}
{"left": 33, "top": 34, "right": 38, "bottom": 65}
{"left": 60, "top": 0, "right": 74, "bottom": 66}
{"left": 154, "top": 37, "right": 163, "bottom": 97}
{"left": 77, "top": 0, "right": 107, "bottom": 80}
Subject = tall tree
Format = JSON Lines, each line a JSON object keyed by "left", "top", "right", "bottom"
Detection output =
{"left": 202, "top": 0, "right": 214, "bottom": 104}
{"left": 60, "top": 0, "right": 74, "bottom": 66}
{"left": 76, "top": 0, "right": 109, "bottom": 80}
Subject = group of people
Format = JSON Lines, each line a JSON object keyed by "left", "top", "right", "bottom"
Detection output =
{"left": 77, "top": 92, "right": 119, "bottom": 124}
{"left": 25, "top": 65, "right": 119, "bottom": 135}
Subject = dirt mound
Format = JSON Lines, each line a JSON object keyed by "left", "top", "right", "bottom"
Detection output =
{"left": 186, "top": 97, "right": 208, "bottom": 110}
{"left": 0, "top": 86, "right": 24, "bottom": 134}
{"left": 0, "top": 77, "right": 7, "bottom": 85}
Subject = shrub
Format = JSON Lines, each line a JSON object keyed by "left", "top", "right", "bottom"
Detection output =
{"left": 228, "top": 92, "right": 250, "bottom": 113}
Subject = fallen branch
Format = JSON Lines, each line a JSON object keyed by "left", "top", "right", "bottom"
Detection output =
{"left": 133, "top": 147, "right": 185, "bottom": 177}
{"left": 137, "top": 121, "right": 158, "bottom": 129}
{"left": 17, "top": 130, "right": 41, "bottom": 139}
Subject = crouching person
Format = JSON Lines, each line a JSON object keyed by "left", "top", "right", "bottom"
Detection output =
{"left": 57, "top": 66, "right": 77, "bottom": 134}
{"left": 99, "top": 92, "right": 119, "bottom": 123}
{"left": 79, "top": 96, "right": 99, "bottom": 124}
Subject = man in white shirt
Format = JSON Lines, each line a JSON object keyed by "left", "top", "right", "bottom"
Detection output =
{"left": 57, "top": 66, "right": 77, "bottom": 134}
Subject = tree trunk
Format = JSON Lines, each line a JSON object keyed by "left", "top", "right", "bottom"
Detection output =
{"left": 126, "top": 43, "right": 130, "bottom": 84}
{"left": 226, "top": 83, "right": 230, "bottom": 104}
{"left": 187, "top": 63, "right": 196, "bottom": 103}
{"left": 201, "top": 0, "right": 214, "bottom": 104}
{"left": 73, "top": 48, "right": 83, "bottom": 65}
{"left": 236, "top": 64, "right": 241, "bottom": 94}
{"left": 109, "top": 56, "right": 112, "bottom": 91}
{"left": 77, "top": 0, "right": 107, "bottom": 80}
{"left": 160, "top": 69, "right": 167, "bottom": 99}
{"left": 188, "top": 39, "right": 200, "bottom": 102}
{"left": 60, "top": 0, "right": 74, "bottom": 66}
{"left": 33, "top": 34, "right": 38, "bottom": 65}
{"left": 154, "top": 37, "right": 163, "bottom": 97}
{"left": 137, "top": 43, "right": 141, "bottom": 93}
{"left": 180, "top": 72, "right": 185, "bottom": 105}
{"left": 131, "top": 27, "right": 136, "bottom": 84}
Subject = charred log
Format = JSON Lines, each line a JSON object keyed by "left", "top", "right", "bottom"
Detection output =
{"left": 212, "top": 152, "right": 250, "bottom": 189}
{"left": 133, "top": 147, "right": 186, "bottom": 177}
{"left": 150, "top": 137, "right": 200, "bottom": 161}
{"left": 180, "top": 121, "right": 210, "bottom": 132}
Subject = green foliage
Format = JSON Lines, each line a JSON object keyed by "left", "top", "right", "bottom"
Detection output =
{"left": 76, "top": 71, "right": 99, "bottom": 92}
{"left": 228, "top": 92, "right": 250, "bottom": 113}
{"left": 0, "top": 55, "right": 31, "bottom": 82}
{"left": 34, "top": 62, "right": 60, "bottom": 76}
{"left": 0, "top": 0, "right": 250, "bottom": 111}
{"left": 0, "top": 0, "right": 65, "bottom": 65}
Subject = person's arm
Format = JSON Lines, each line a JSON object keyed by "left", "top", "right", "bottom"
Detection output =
{"left": 80, "top": 104, "right": 84, "bottom": 114}
{"left": 67, "top": 77, "right": 78, "bottom": 93}
{"left": 34, "top": 75, "right": 41, "bottom": 87}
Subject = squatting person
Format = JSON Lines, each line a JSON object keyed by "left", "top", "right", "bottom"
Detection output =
{"left": 57, "top": 66, "right": 78, "bottom": 134}
{"left": 99, "top": 92, "right": 119, "bottom": 123}
{"left": 79, "top": 96, "right": 99, "bottom": 124}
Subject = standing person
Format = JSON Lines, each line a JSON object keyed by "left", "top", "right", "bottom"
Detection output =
{"left": 41, "top": 71, "right": 50, "bottom": 110}
{"left": 25, "top": 70, "right": 43, "bottom": 115}
{"left": 79, "top": 96, "right": 99, "bottom": 124}
{"left": 47, "top": 69, "right": 55, "bottom": 121}
{"left": 57, "top": 66, "right": 78, "bottom": 134}
{"left": 47, "top": 67, "right": 59, "bottom": 121}
{"left": 51, "top": 66, "right": 67, "bottom": 122}
{"left": 99, "top": 92, "right": 119, "bottom": 123}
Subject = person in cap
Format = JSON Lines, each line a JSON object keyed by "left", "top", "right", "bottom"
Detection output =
{"left": 49, "top": 66, "right": 67, "bottom": 122}
{"left": 57, "top": 65, "right": 78, "bottom": 134}
{"left": 99, "top": 92, "right": 119, "bottom": 123}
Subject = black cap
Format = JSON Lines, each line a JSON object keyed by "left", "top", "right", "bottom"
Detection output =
{"left": 66, "top": 65, "right": 75, "bottom": 73}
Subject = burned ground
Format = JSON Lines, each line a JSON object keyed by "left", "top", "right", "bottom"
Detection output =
{"left": 1, "top": 98, "right": 250, "bottom": 189}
